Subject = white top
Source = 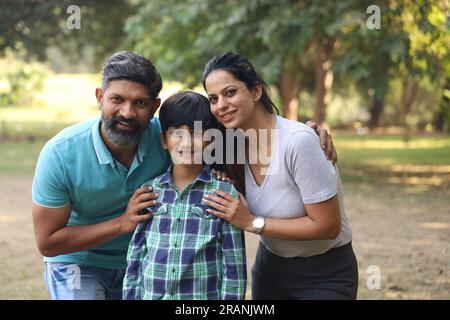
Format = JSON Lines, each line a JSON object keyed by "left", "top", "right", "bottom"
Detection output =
{"left": 244, "top": 116, "right": 352, "bottom": 257}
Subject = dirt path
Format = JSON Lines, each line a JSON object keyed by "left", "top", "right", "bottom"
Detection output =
{"left": 0, "top": 177, "right": 448, "bottom": 299}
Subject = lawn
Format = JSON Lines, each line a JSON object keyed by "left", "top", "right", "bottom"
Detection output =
{"left": 335, "top": 133, "right": 450, "bottom": 189}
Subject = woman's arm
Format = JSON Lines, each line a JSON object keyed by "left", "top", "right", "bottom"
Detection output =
{"left": 203, "top": 191, "right": 341, "bottom": 240}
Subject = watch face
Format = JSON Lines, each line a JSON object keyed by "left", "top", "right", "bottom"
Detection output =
{"left": 253, "top": 217, "right": 265, "bottom": 233}
{"left": 255, "top": 218, "right": 264, "bottom": 228}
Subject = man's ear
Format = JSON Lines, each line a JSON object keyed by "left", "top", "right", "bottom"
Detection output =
{"left": 160, "top": 131, "right": 168, "bottom": 150}
{"left": 95, "top": 88, "right": 103, "bottom": 111}
{"left": 151, "top": 98, "right": 161, "bottom": 116}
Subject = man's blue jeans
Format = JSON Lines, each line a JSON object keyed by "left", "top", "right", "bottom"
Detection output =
{"left": 44, "top": 262, "right": 125, "bottom": 300}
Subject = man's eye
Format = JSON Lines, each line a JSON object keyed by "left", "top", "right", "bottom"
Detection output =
{"left": 135, "top": 100, "right": 148, "bottom": 107}
{"left": 111, "top": 96, "right": 121, "bottom": 103}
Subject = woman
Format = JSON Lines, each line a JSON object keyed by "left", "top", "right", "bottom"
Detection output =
{"left": 201, "top": 53, "right": 358, "bottom": 300}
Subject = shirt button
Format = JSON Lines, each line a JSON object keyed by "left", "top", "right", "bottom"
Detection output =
{"left": 172, "top": 268, "right": 176, "bottom": 273}
{"left": 177, "top": 218, "right": 181, "bottom": 222}
{"left": 174, "top": 243, "right": 178, "bottom": 247}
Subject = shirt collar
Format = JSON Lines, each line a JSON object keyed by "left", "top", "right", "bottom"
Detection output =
{"left": 158, "top": 164, "right": 213, "bottom": 187}
{"left": 137, "top": 119, "right": 150, "bottom": 161}
{"left": 92, "top": 117, "right": 112, "bottom": 165}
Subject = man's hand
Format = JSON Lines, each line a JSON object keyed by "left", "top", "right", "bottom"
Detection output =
{"left": 118, "top": 186, "right": 158, "bottom": 234}
{"left": 306, "top": 121, "right": 337, "bottom": 164}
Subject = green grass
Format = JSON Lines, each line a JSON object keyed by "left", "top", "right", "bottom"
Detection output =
{"left": 0, "top": 140, "right": 46, "bottom": 176}
{"left": 334, "top": 133, "right": 450, "bottom": 188}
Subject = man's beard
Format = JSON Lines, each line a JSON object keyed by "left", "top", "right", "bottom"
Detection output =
{"left": 101, "top": 111, "right": 146, "bottom": 148}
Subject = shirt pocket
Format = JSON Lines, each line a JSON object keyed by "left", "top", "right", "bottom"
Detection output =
{"left": 147, "top": 203, "right": 171, "bottom": 234}
{"left": 189, "top": 204, "right": 221, "bottom": 240}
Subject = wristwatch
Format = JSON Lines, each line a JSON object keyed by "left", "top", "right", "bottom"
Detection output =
{"left": 252, "top": 217, "right": 266, "bottom": 235}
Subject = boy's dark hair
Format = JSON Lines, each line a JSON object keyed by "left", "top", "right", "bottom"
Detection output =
{"left": 159, "top": 91, "right": 218, "bottom": 135}
{"left": 101, "top": 51, "right": 162, "bottom": 100}
{"left": 202, "top": 52, "right": 279, "bottom": 115}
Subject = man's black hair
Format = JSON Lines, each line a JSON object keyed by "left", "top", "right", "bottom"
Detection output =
{"left": 101, "top": 51, "right": 162, "bottom": 99}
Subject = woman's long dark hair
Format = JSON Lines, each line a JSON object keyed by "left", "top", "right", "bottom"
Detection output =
{"left": 203, "top": 53, "right": 279, "bottom": 195}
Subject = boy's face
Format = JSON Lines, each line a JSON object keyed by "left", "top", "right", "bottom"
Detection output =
{"left": 161, "top": 125, "right": 210, "bottom": 165}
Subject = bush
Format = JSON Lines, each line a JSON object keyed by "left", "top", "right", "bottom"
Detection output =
{"left": 0, "top": 49, "right": 50, "bottom": 107}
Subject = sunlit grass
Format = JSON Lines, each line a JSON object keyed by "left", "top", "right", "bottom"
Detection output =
{"left": 337, "top": 137, "right": 450, "bottom": 150}
{"left": 335, "top": 132, "right": 450, "bottom": 188}
{"left": 0, "top": 141, "right": 45, "bottom": 175}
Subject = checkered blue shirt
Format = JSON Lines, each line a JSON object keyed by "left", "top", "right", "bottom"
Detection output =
{"left": 123, "top": 165, "right": 247, "bottom": 300}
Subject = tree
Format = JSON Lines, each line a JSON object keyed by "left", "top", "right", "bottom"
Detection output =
{"left": 0, "top": 0, "right": 136, "bottom": 68}
{"left": 333, "top": 0, "right": 449, "bottom": 128}
{"left": 126, "top": 0, "right": 372, "bottom": 122}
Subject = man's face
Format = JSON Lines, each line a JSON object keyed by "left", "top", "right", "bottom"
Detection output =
{"left": 96, "top": 80, "right": 160, "bottom": 148}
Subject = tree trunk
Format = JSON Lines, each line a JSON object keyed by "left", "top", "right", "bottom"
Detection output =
{"left": 434, "top": 78, "right": 450, "bottom": 132}
{"left": 314, "top": 40, "right": 335, "bottom": 124}
{"left": 399, "top": 78, "right": 419, "bottom": 127}
{"left": 368, "top": 95, "right": 385, "bottom": 128}
{"left": 278, "top": 67, "right": 300, "bottom": 121}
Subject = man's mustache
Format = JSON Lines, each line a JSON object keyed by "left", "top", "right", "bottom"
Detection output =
{"left": 109, "top": 116, "right": 141, "bottom": 131}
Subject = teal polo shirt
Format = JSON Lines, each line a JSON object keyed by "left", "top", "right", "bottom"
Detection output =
{"left": 32, "top": 117, "right": 171, "bottom": 269}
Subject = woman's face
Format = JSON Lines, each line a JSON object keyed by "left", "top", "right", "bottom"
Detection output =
{"left": 204, "top": 70, "right": 261, "bottom": 129}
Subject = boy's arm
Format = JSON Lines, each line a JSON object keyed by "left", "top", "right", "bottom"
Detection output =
{"left": 220, "top": 188, "right": 247, "bottom": 300}
{"left": 123, "top": 220, "right": 149, "bottom": 300}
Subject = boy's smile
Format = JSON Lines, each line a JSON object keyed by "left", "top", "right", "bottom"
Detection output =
{"left": 161, "top": 125, "right": 210, "bottom": 165}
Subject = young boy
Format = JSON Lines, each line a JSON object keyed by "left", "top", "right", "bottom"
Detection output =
{"left": 122, "top": 91, "right": 247, "bottom": 300}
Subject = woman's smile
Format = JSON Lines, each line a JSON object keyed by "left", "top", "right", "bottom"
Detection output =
{"left": 219, "top": 110, "right": 237, "bottom": 123}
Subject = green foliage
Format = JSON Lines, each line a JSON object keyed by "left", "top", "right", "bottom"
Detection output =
{"left": 0, "top": 0, "right": 136, "bottom": 68}
{"left": 125, "top": 0, "right": 370, "bottom": 86}
{"left": 0, "top": 49, "right": 49, "bottom": 107}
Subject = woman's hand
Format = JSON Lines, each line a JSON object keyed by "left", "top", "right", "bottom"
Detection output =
{"left": 211, "top": 169, "right": 233, "bottom": 183}
{"left": 306, "top": 121, "right": 337, "bottom": 164}
{"left": 202, "top": 190, "right": 254, "bottom": 232}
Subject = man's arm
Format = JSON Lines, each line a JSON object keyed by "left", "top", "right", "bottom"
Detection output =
{"left": 32, "top": 187, "right": 156, "bottom": 257}
{"left": 306, "top": 121, "right": 337, "bottom": 163}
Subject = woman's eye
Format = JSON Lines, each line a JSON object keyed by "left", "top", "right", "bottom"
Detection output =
{"left": 225, "top": 90, "right": 236, "bottom": 97}
{"left": 209, "top": 97, "right": 218, "bottom": 104}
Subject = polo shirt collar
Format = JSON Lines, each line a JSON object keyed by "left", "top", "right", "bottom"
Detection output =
{"left": 92, "top": 117, "right": 112, "bottom": 165}
{"left": 136, "top": 122, "right": 149, "bottom": 164}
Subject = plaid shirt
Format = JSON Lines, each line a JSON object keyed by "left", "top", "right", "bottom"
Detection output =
{"left": 123, "top": 165, "right": 247, "bottom": 300}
